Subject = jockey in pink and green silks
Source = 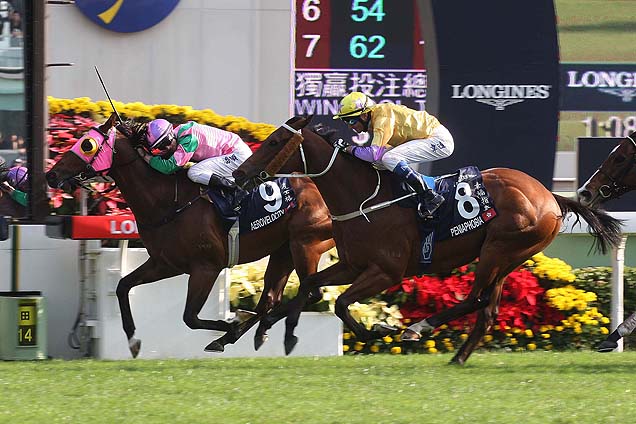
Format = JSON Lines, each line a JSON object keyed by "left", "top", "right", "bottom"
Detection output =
{"left": 136, "top": 119, "right": 253, "bottom": 212}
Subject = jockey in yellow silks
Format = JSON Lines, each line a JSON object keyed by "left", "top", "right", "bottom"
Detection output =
{"left": 333, "top": 92, "right": 454, "bottom": 218}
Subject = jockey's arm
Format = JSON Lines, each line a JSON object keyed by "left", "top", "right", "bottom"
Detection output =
{"left": 346, "top": 145, "right": 387, "bottom": 163}
{"left": 1, "top": 182, "right": 27, "bottom": 206}
{"left": 10, "top": 188, "right": 27, "bottom": 207}
{"left": 148, "top": 134, "right": 197, "bottom": 174}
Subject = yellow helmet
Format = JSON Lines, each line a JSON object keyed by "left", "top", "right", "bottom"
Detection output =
{"left": 333, "top": 92, "right": 376, "bottom": 120}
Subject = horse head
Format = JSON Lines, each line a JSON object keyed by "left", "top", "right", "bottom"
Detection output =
{"left": 46, "top": 113, "right": 142, "bottom": 191}
{"left": 577, "top": 132, "right": 636, "bottom": 207}
{"left": 231, "top": 114, "right": 365, "bottom": 192}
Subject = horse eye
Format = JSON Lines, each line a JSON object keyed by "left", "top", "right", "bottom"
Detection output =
{"left": 615, "top": 155, "right": 626, "bottom": 164}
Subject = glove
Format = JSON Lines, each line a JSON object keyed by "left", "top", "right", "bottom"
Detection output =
{"left": 332, "top": 138, "right": 349, "bottom": 152}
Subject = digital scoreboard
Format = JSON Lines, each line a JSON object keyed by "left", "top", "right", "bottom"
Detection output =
{"left": 292, "top": 0, "right": 426, "bottom": 142}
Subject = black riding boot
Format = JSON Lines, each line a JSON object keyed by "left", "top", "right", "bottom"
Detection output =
{"left": 393, "top": 161, "right": 444, "bottom": 219}
{"left": 208, "top": 174, "right": 248, "bottom": 215}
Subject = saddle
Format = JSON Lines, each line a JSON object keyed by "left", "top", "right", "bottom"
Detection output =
{"left": 392, "top": 166, "right": 498, "bottom": 271}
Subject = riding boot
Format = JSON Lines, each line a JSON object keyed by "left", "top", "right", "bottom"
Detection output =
{"left": 393, "top": 161, "right": 444, "bottom": 219}
{"left": 208, "top": 174, "right": 248, "bottom": 215}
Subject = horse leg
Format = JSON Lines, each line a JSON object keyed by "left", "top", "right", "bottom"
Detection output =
{"left": 403, "top": 252, "right": 511, "bottom": 342}
{"left": 254, "top": 261, "right": 355, "bottom": 354}
{"left": 285, "top": 263, "right": 396, "bottom": 354}
{"left": 450, "top": 281, "right": 504, "bottom": 365}
{"left": 209, "top": 243, "right": 296, "bottom": 351}
{"left": 115, "top": 259, "right": 181, "bottom": 358}
{"left": 252, "top": 240, "right": 328, "bottom": 350}
{"left": 176, "top": 267, "right": 238, "bottom": 353}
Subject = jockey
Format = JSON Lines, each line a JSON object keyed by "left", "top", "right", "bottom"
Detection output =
{"left": 0, "top": 164, "right": 28, "bottom": 207}
{"left": 333, "top": 92, "right": 454, "bottom": 219}
{"left": 136, "top": 119, "right": 252, "bottom": 214}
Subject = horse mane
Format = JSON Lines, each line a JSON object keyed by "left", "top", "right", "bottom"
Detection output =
{"left": 123, "top": 119, "right": 148, "bottom": 145}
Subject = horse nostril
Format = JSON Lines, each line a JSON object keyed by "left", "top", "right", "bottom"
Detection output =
{"left": 577, "top": 189, "right": 592, "bottom": 202}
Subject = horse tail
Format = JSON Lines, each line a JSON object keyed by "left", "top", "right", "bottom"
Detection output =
{"left": 553, "top": 194, "right": 623, "bottom": 255}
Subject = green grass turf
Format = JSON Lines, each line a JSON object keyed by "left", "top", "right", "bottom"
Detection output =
{"left": 1, "top": 351, "right": 635, "bottom": 423}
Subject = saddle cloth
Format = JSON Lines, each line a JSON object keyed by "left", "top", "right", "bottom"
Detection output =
{"left": 395, "top": 166, "right": 498, "bottom": 272}
{"left": 208, "top": 177, "right": 297, "bottom": 233}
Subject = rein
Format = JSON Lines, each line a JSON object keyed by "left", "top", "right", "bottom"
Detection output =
{"left": 259, "top": 122, "right": 416, "bottom": 223}
{"left": 259, "top": 124, "right": 340, "bottom": 180}
{"left": 596, "top": 135, "right": 636, "bottom": 199}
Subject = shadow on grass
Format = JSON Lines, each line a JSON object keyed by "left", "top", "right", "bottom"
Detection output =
{"left": 560, "top": 20, "right": 636, "bottom": 33}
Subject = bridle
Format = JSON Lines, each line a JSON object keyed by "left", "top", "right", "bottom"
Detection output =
{"left": 594, "top": 135, "right": 636, "bottom": 199}
{"left": 257, "top": 123, "right": 340, "bottom": 181}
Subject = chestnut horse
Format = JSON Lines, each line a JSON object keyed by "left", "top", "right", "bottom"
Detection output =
{"left": 233, "top": 116, "right": 623, "bottom": 365}
{"left": 46, "top": 114, "right": 334, "bottom": 357}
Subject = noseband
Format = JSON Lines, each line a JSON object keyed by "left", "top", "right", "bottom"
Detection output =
{"left": 596, "top": 135, "right": 636, "bottom": 199}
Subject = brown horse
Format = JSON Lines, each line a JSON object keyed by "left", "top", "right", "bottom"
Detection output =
{"left": 576, "top": 131, "right": 636, "bottom": 352}
{"left": 577, "top": 131, "right": 636, "bottom": 207}
{"left": 45, "top": 114, "right": 334, "bottom": 357}
{"left": 233, "top": 115, "right": 623, "bottom": 364}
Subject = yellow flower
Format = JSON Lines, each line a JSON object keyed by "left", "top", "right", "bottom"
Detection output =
{"left": 425, "top": 340, "right": 436, "bottom": 348}
{"left": 343, "top": 332, "right": 352, "bottom": 340}
{"left": 509, "top": 338, "right": 518, "bottom": 345}
{"left": 370, "top": 345, "right": 380, "bottom": 353}
{"left": 343, "top": 345, "right": 350, "bottom": 352}
{"left": 428, "top": 347, "right": 438, "bottom": 354}
{"left": 484, "top": 335, "right": 493, "bottom": 343}
{"left": 354, "top": 342, "right": 365, "bottom": 351}
{"left": 601, "top": 317, "right": 610, "bottom": 324}
{"left": 524, "top": 329, "right": 534, "bottom": 337}
{"left": 541, "top": 333, "right": 550, "bottom": 339}
{"left": 390, "top": 346, "right": 401, "bottom": 355}
{"left": 460, "top": 333, "right": 468, "bottom": 341}
{"left": 555, "top": 326, "right": 564, "bottom": 332}
{"left": 382, "top": 336, "right": 393, "bottom": 344}
{"left": 600, "top": 327, "right": 609, "bottom": 335}
{"left": 527, "top": 343, "right": 537, "bottom": 351}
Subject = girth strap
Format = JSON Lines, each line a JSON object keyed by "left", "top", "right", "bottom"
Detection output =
{"left": 227, "top": 220, "right": 240, "bottom": 268}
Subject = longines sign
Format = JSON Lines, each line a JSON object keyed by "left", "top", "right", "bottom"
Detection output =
{"left": 451, "top": 84, "right": 552, "bottom": 110}
{"left": 561, "top": 63, "right": 636, "bottom": 111}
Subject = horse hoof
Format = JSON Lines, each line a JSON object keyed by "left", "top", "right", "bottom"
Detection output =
{"left": 597, "top": 340, "right": 618, "bottom": 353}
{"left": 401, "top": 329, "right": 421, "bottom": 342}
{"left": 284, "top": 335, "right": 298, "bottom": 355}
{"left": 204, "top": 340, "right": 225, "bottom": 353}
{"left": 449, "top": 355, "right": 465, "bottom": 366}
{"left": 254, "top": 333, "right": 269, "bottom": 351}
{"left": 129, "top": 338, "right": 141, "bottom": 358}
{"left": 372, "top": 323, "right": 399, "bottom": 336}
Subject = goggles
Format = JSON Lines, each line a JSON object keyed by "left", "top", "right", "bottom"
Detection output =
{"left": 149, "top": 134, "right": 173, "bottom": 155}
{"left": 342, "top": 116, "right": 360, "bottom": 126}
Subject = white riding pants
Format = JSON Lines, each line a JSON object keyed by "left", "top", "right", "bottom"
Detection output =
{"left": 187, "top": 142, "right": 253, "bottom": 184}
{"left": 379, "top": 124, "right": 454, "bottom": 171}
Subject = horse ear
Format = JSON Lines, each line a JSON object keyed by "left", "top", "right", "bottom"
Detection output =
{"left": 299, "top": 115, "right": 314, "bottom": 128}
{"left": 99, "top": 113, "right": 118, "bottom": 133}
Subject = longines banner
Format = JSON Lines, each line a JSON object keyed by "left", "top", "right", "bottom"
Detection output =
{"left": 425, "top": 0, "right": 560, "bottom": 190}
{"left": 561, "top": 63, "right": 636, "bottom": 111}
